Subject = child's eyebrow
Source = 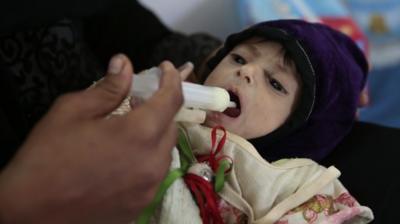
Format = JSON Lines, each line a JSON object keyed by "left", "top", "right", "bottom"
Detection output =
{"left": 277, "top": 48, "right": 296, "bottom": 74}
{"left": 241, "top": 44, "right": 261, "bottom": 57}
{"left": 241, "top": 43, "right": 297, "bottom": 77}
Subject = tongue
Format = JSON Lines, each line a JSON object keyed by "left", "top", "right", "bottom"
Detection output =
{"left": 223, "top": 107, "right": 241, "bottom": 118}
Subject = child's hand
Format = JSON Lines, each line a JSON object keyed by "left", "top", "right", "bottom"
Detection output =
{"left": 175, "top": 62, "right": 207, "bottom": 124}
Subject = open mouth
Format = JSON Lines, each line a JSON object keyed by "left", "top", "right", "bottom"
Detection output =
{"left": 223, "top": 90, "right": 241, "bottom": 118}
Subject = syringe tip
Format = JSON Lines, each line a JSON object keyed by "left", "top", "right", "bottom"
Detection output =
{"left": 228, "top": 101, "right": 237, "bottom": 108}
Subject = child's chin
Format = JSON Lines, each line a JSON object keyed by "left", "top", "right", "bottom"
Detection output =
{"left": 203, "top": 118, "right": 219, "bottom": 128}
{"left": 205, "top": 112, "right": 237, "bottom": 128}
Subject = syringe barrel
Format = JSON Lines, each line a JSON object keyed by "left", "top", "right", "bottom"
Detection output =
{"left": 182, "top": 82, "right": 230, "bottom": 112}
{"left": 130, "top": 67, "right": 231, "bottom": 112}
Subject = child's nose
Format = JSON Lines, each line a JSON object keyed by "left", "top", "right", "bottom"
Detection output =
{"left": 237, "top": 65, "right": 255, "bottom": 84}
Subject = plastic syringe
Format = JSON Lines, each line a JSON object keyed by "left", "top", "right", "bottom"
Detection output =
{"left": 130, "top": 67, "right": 236, "bottom": 112}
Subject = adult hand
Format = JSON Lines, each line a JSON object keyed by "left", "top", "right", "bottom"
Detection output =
{"left": 0, "top": 55, "right": 183, "bottom": 223}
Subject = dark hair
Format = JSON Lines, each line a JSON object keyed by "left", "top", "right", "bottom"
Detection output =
{"left": 198, "top": 38, "right": 298, "bottom": 84}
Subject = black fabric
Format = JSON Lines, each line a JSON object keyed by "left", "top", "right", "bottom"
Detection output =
{"left": 148, "top": 32, "right": 222, "bottom": 73}
{"left": 0, "top": 0, "right": 110, "bottom": 34}
{"left": 0, "top": 67, "right": 27, "bottom": 167}
{"left": 322, "top": 121, "right": 400, "bottom": 223}
{"left": 82, "top": 0, "right": 172, "bottom": 71}
{"left": 0, "top": 0, "right": 172, "bottom": 71}
{"left": 0, "top": 19, "right": 104, "bottom": 168}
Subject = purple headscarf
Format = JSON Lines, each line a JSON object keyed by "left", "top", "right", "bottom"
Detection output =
{"left": 206, "top": 20, "right": 368, "bottom": 161}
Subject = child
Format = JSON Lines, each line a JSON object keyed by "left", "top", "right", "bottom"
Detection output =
{"left": 199, "top": 19, "right": 369, "bottom": 162}
{"left": 114, "top": 19, "right": 373, "bottom": 223}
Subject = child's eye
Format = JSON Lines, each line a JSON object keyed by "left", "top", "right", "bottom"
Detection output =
{"left": 231, "top": 53, "right": 246, "bottom": 65}
{"left": 264, "top": 71, "right": 288, "bottom": 95}
{"left": 269, "top": 78, "right": 287, "bottom": 94}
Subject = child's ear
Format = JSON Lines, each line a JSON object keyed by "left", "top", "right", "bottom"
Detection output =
{"left": 368, "top": 60, "right": 373, "bottom": 71}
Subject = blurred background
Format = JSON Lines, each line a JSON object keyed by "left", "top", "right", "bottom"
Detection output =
{"left": 140, "top": 0, "right": 400, "bottom": 128}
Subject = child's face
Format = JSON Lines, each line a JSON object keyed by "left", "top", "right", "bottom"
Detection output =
{"left": 204, "top": 38, "right": 301, "bottom": 139}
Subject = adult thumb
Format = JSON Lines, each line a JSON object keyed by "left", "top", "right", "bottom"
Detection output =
{"left": 83, "top": 54, "right": 133, "bottom": 117}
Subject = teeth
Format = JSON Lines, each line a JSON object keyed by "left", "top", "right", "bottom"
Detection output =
{"left": 228, "top": 101, "right": 237, "bottom": 108}
{"left": 228, "top": 90, "right": 240, "bottom": 109}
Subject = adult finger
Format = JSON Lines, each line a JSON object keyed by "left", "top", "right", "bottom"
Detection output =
{"left": 81, "top": 54, "right": 133, "bottom": 118}
{"left": 125, "top": 61, "right": 183, "bottom": 131}
{"left": 177, "top": 62, "right": 193, "bottom": 81}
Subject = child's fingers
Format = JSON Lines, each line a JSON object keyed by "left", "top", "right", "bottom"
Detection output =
{"left": 177, "top": 62, "right": 194, "bottom": 81}
{"left": 174, "top": 108, "right": 206, "bottom": 124}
